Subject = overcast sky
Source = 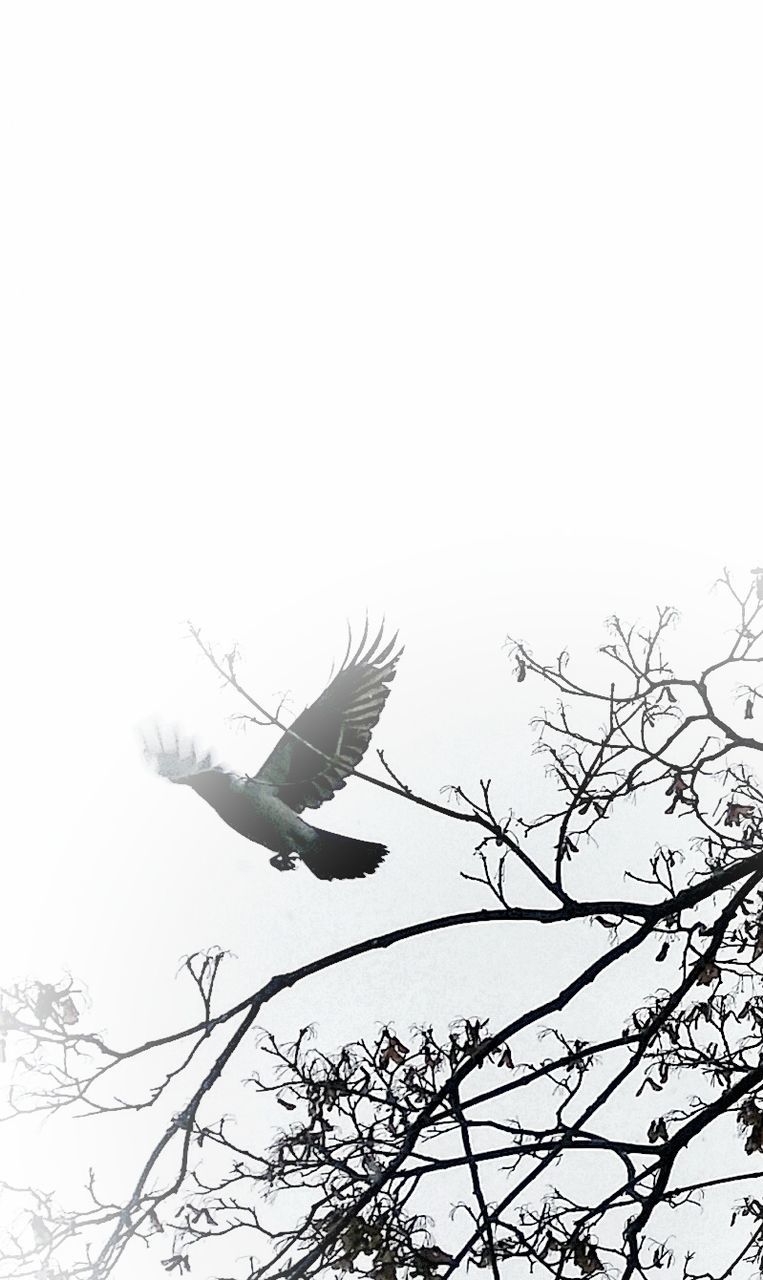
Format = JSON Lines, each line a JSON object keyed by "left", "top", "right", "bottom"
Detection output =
{"left": 1, "top": 4, "right": 761, "bottom": 1276}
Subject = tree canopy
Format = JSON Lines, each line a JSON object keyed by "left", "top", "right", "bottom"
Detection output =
{"left": 5, "top": 570, "right": 763, "bottom": 1280}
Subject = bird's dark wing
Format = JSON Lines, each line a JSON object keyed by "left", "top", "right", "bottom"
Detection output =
{"left": 254, "top": 623, "right": 402, "bottom": 814}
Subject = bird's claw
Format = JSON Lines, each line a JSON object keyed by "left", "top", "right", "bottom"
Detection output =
{"left": 270, "top": 852, "right": 298, "bottom": 872}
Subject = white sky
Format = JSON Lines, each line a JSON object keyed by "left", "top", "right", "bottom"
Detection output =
{"left": 1, "top": 3, "right": 762, "bottom": 1276}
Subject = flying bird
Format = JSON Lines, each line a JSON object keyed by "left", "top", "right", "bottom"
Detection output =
{"left": 144, "top": 625, "right": 401, "bottom": 880}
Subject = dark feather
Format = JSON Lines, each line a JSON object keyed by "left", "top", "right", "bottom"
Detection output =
{"left": 300, "top": 830, "right": 388, "bottom": 880}
{"left": 254, "top": 623, "right": 402, "bottom": 813}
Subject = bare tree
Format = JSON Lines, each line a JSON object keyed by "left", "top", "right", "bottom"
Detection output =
{"left": 5, "top": 569, "right": 763, "bottom": 1280}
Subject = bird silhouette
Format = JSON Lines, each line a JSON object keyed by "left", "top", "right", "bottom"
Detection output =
{"left": 144, "top": 624, "right": 401, "bottom": 880}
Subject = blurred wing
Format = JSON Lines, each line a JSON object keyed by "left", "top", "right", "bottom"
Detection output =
{"left": 142, "top": 728, "right": 218, "bottom": 782}
{"left": 255, "top": 622, "right": 402, "bottom": 813}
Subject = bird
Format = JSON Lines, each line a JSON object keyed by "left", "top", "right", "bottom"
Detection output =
{"left": 143, "top": 623, "right": 401, "bottom": 880}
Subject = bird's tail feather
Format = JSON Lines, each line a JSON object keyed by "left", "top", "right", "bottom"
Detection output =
{"left": 300, "top": 829, "right": 387, "bottom": 881}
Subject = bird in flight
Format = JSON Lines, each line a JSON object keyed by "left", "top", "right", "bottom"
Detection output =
{"left": 144, "top": 624, "right": 401, "bottom": 880}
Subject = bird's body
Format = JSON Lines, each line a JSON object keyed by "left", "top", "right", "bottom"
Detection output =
{"left": 144, "top": 625, "right": 399, "bottom": 880}
{"left": 181, "top": 771, "right": 299, "bottom": 850}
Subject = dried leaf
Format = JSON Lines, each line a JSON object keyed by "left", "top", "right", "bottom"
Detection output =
{"left": 725, "top": 802, "right": 756, "bottom": 827}
{"left": 739, "top": 1100, "right": 763, "bottom": 1155}
{"left": 31, "top": 1215, "right": 52, "bottom": 1247}
{"left": 34, "top": 984, "right": 58, "bottom": 1023}
{"left": 696, "top": 961, "right": 721, "bottom": 987}
{"left": 362, "top": 1151, "right": 383, "bottom": 1177}
{"left": 58, "top": 996, "right": 79, "bottom": 1026}
{"left": 415, "top": 1245, "right": 455, "bottom": 1270}
{"left": 379, "top": 1036, "right": 409, "bottom": 1070}
{"left": 572, "top": 1239, "right": 602, "bottom": 1275}
{"left": 371, "top": 1249, "right": 397, "bottom": 1280}
{"left": 739, "top": 1098, "right": 761, "bottom": 1127}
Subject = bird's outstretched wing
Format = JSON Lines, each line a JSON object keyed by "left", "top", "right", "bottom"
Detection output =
{"left": 254, "top": 623, "right": 402, "bottom": 814}
{"left": 142, "top": 729, "right": 219, "bottom": 782}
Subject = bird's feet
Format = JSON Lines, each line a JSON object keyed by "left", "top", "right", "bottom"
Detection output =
{"left": 270, "top": 852, "right": 298, "bottom": 872}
